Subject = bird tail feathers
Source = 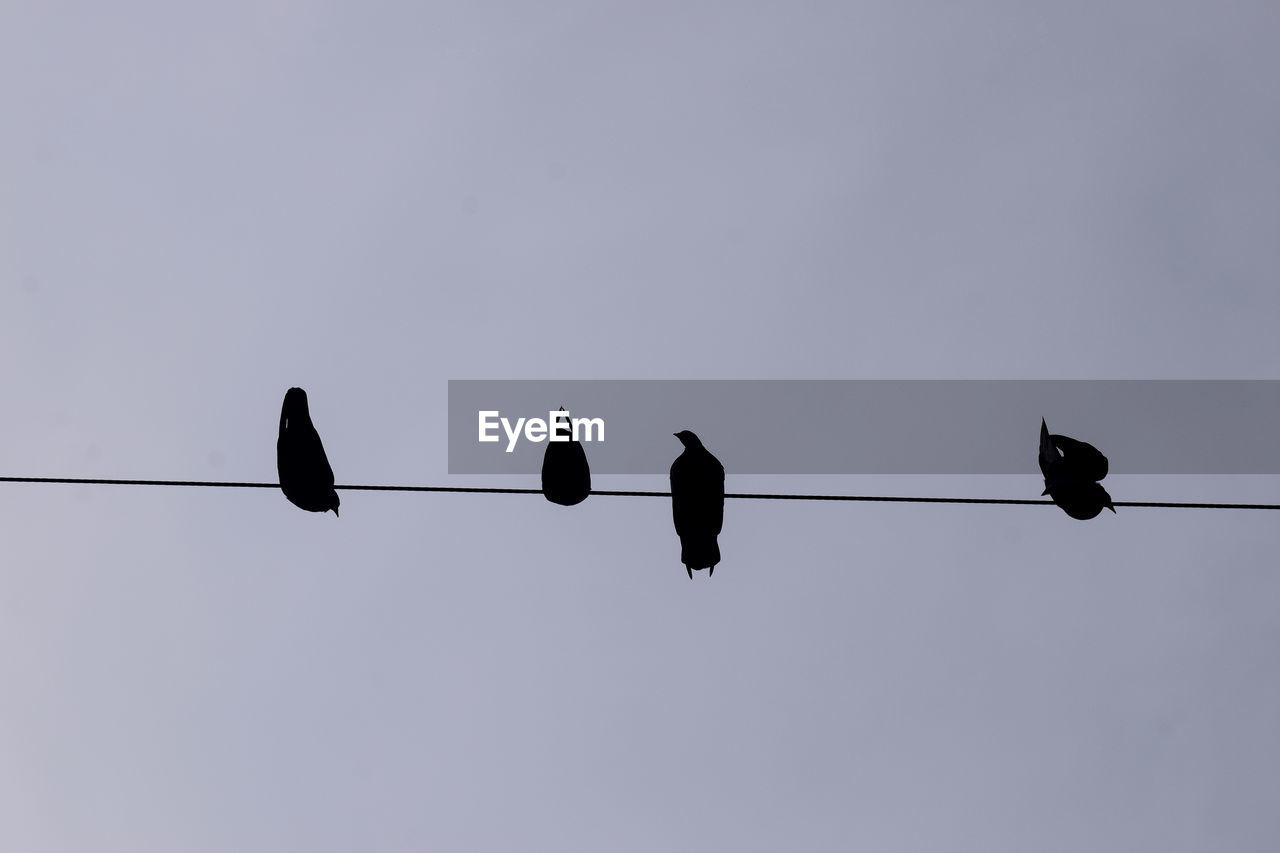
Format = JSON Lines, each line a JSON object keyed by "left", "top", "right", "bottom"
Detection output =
{"left": 680, "top": 536, "right": 720, "bottom": 571}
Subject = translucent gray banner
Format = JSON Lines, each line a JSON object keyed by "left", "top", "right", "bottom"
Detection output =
{"left": 447, "top": 380, "right": 1280, "bottom": 475}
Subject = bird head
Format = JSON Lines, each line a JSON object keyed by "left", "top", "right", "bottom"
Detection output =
{"left": 553, "top": 405, "right": 572, "bottom": 439}
{"left": 673, "top": 430, "right": 702, "bottom": 449}
{"left": 329, "top": 492, "right": 341, "bottom": 517}
{"left": 281, "top": 387, "right": 311, "bottom": 429}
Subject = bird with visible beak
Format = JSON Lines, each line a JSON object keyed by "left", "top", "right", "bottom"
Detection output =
{"left": 1038, "top": 418, "right": 1115, "bottom": 520}
{"left": 670, "top": 430, "right": 725, "bottom": 578}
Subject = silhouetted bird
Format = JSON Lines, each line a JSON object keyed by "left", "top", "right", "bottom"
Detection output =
{"left": 670, "top": 430, "right": 725, "bottom": 578}
{"left": 277, "top": 387, "right": 340, "bottom": 516}
{"left": 541, "top": 406, "right": 591, "bottom": 506}
{"left": 1038, "top": 418, "right": 1115, "bottom": 520}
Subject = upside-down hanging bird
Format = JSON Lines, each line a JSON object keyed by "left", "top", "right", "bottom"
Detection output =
{"left": 541, "top": 406, "right": 591, "bottom": 506}
{"left": 1038, "top": 418, "right": 1114, "bottom": 520}
{"left": 277, "top": 387, "right": 340, "bottom": 516}
{"left": 670, "top": 430, "right": 725, "bottom": 578}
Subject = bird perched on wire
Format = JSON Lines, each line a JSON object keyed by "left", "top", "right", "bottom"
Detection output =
{"left": 670, "top": 430, "right": 725, "bottom": 578}
{"left": 1038, "top": 418, "right": 1114, "bottom": 520}
{"left": 541, "top": 406, "right": 591, "bottom": 506}
{"left": 277, "top": 387, "right": 340, "bottom": 516}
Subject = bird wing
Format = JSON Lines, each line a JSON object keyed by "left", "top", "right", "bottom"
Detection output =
{"left": 671, "top": 450, "right": 725, "bottom": 537}
{"left": 303, "top": 427, "right": 336, "bottom": 486}
{"left": 278, "top": 393, "right": 335, "bottom": 489}
{"left": 542, "top": 439, "right": 591, "bottom": 503}
{"left": 1051, "top": 434, "right": 1108, "bottom": 482}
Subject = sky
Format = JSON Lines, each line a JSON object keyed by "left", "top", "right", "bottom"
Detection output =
{"left": 2, "top": 1, "right": 1279, "bottom": 850}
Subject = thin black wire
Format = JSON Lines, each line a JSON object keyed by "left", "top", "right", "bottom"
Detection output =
{"left": 1, "top": 476, "right": 1278, "bottom": 510}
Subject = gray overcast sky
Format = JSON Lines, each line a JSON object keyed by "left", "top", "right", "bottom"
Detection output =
{"left": 2, "top": 1, "right": 1279, "bottom": 850}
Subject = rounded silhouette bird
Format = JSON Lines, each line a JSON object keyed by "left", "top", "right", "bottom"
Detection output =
{"left": 1038, "top": 418, "right": 1114, "bottom": 520}
{"left": 541, "top": 406, "right": 591, "bottom": 506}
{"left": 670, "top": 430, "right": 725, "bottom": 578}
{"left": 277, "top": 387, "right": 340, "bottom": 516}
